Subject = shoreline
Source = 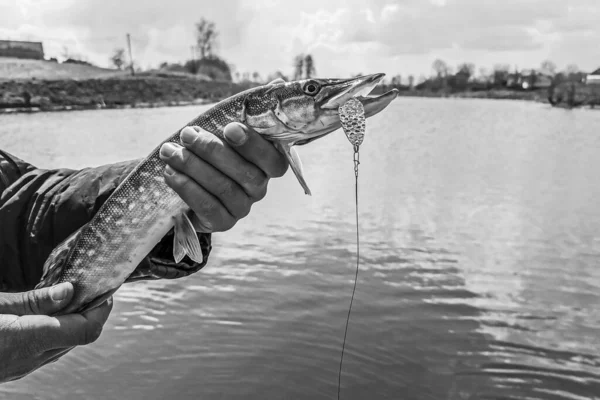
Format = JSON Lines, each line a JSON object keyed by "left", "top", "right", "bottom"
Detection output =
{"left": 1, "top": 87, "right": 550, "bottom": 116}
{"left": 0, "top": 98, "right": 215, "bottom": 114}
{"left": 2, "top": 78, "right": 598, "bottom": 116}
{"left": 0, "top": 75, "right": 255, "bottom": 115}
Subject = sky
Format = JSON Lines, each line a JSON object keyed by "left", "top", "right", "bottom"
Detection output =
{"left": 0, "top": 0, "right": 599, "bottom": 80}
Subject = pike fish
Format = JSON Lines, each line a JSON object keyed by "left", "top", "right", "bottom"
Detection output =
{"left": 35, "top": 73, "right": 398, "bottom": 315}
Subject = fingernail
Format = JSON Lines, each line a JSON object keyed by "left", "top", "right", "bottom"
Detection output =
{"left": 164, "top": 165, "right": 176, "bottom": 176}
{"left": 180, "top": 127, "right": 198, "bottom": 145}
{"left": 224, "top": 124, "right": 247, "bottom": 146}
{"left": 160, "top": 143, "right": 178, "bottom": 158}
{"left": 50, "top": 283, "right": 70, "bottom": 301}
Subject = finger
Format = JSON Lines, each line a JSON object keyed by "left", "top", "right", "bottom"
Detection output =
{"left": 159, "top": 142, "right": 252, "bottom": 219}
{"left": 175, "top": 127, "right": 268, "bottom": 199}
{"left": 0, "top": 282, "right": 74, "bottom": 316}
{"left": 162, "top": 165, "right": 237, "bottom": 232}
{"left": 223, "top": 123, "right": 288, "bottom": 178}
{"left": 30, "top": 297, "right": 114, "bottom": 350}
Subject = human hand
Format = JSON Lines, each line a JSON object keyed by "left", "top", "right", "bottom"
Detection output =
{"left": 0, "top": 282, "right": 113, "bottom": 383}
{"left": 159, "top": 123, "right": 289, "bottom": 232}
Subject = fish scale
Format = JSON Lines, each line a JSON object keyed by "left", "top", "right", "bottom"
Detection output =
{"left": 35, "top": 74, "right": 398, "bottom": 315}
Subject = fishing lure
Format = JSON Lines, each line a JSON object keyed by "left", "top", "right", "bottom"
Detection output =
{"left": 337, "top": 98, "right": 366, "bottom": 399}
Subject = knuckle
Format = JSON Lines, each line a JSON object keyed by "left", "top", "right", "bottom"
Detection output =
{"left": 25, "top": 291, "right": 41, "bottom": 315}
{"left": 200, "top": 134, "right": 222, "bottom": 155}
{"left": 244, "top": 171, "right": 268, "bottom": 198}
{"left": 200, "top": 196, "right": 217, "bottom": 213}
{"left": 169, "top": 172, "right": 192, "bottom": 193}
{"left": 217, "top": 178, "right": 235, "bottom": 199}
{"left": 192, "top": 195, "right": 218, "bottom": 220}
{"left": 179, "top": 147, "right": 191, "bottom": 168}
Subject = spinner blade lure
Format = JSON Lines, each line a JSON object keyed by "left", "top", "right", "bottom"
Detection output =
{"left": 337, "top": 98, "right": 366, "bottom": 399}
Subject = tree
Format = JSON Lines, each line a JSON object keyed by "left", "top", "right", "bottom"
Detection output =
{"left": 540, "top": 60, "right": 557, "bottom": 76}
{"left": 304, "top": 54, "right": 316, "bottom": 79}
{"left": 391, "top": 75, "right": 402, "bottom": 87}
{"left": 456, "top": 63, "right": 475, "bottom": 80}
{"left": 195, "top": 18, "right": 218, "bottom": 59}
{"left": 432, "top": 59, "right": 449, "bottom": 77}
{"left": 293, "top": 54, "right": 304, "bottom": 80}
{"left": 565, "top": 64, "right": 581, "bottom": 81}
{"left": 478, "top": 67, "right": 489, "bottom": 82}
{"left": 408, "top": 75, "right": 414, "bottom": 89}
{"left": 110, "top": 48, "right": 126, "bottom": 70}
{"left": 252, "top": 71, "right": 261, "bottom": 82}
{"left": 566, "top": 64, "right": 579, "bottom": 75}
{"left": 492, "top": 64, "right": 510, "bottom": 86}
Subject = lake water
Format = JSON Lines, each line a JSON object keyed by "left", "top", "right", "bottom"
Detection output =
{"left": 1, "top": 98, "right": 600, "bottom": 400}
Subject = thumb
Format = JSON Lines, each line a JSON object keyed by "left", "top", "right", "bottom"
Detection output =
{"left": 0, "top": 282, "right": 74, "bottom": 316}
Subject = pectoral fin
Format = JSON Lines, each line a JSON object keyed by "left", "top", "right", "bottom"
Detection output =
{"left": 173, "top": 212, "right": 204, "bottom": 264}
{"left": 275, "top": 142, "right": 311, "bottom": 196}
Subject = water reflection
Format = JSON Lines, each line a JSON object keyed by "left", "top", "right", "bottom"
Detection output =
{"left": 1, "top": 98, "right": 600, "bottom": 399}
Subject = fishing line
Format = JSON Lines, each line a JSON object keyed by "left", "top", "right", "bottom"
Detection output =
{"left": 337, "top": 146, "right": 361, "bottom": 400}
{"left": 337, "top": 99, "right": 366, "bottom": 399}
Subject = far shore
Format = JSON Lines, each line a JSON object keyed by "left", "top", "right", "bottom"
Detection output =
{"left": 2, "top": 57, "right": 599, "bottom": 115}
{"left": 1, "top": 77, "right": 598, "bottom": 116}
{"left": 0, "top": 78, "right": 557, "bottom": 116}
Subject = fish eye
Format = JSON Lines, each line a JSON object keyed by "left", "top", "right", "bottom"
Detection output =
{"left": 303, "top": 81, "right": 320, "bottom": 96}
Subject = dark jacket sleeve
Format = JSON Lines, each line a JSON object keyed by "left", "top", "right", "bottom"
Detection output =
{"left": 0, "top": 150, "right": 212, "bottom": 292}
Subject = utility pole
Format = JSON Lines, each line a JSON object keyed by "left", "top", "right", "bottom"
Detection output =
{"left": 126, "top": 33, "right": 134, "bottom": 76}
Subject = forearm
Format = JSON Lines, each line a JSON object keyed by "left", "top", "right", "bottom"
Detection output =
{"left": 0, "top": 152, "right": 211, "bottom": 291}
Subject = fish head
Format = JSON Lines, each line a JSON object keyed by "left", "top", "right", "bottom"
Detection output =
{"left": 247, "top": 73, "right": 398, "bottom": 145}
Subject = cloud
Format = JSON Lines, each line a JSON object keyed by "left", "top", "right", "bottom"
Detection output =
{"left": 0, "top": 0, "right": 599, "bottom": 78}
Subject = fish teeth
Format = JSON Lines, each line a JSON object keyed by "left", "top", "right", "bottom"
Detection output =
{"left": 339, "top": 98, "right": 366, "bottom": 147}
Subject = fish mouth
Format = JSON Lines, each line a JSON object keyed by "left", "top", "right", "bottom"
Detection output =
{"left": 319, "top": 73, "right": 386, "bottom": 109}
{"left": 294, "top": 84, "right": 398, "bottom": 146}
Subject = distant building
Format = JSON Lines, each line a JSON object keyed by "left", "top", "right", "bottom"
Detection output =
{"left": 586, "top": 68, "right": 600, "bottom": 85}
{"left": 0, "top": 40, "right": 44, "bottom": 60}
{"left": 516, "top": 69, "right": 553, "bottom": 90}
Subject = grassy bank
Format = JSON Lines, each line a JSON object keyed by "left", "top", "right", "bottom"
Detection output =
{"left": 0, "top": 74, "right": 256, "bottom": 113}
{"left": 0, "top": 57, "right": 256, "bottom": 113}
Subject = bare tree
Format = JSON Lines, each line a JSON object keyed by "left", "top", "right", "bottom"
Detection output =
{"left": 566, "top": 64, "right": 579, "bottom": 74}
{"left": 110, "top": 48, "right": 126, "bottom": 70}
{"left": 293, "top": 54, "right": 304, "bottom": 80}
{"left": 304, "top": 54, "right": 316, "bottom": 79}
{"left": 540, "top": 60, "right": 557, "bottom": 76}
{"left": 432, "top": 59, "right": 449, "bottom": 77}
{"left": 195, "top": 18, "right": 218, "bottom": 59}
